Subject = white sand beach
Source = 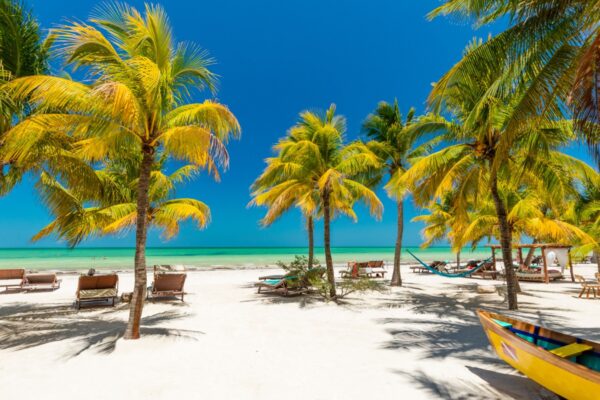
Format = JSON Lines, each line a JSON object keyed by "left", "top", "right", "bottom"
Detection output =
{"left": 0, "top": 265, "right": 598, "bottom": 400}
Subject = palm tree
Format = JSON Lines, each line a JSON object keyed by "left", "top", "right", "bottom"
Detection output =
{"left": 429, "top": 0, "right": 600, "bottom": 165}
{"left": 250, "top": 141, "right": 318, "bottom": 267}
{"left": 412, "top": 193, "right": 468, "bottom": 268}
{"left": 0, "top": 0, "right": 49, "bottom": 194}
{"left": 0, "top": 0, "right": 48, "bottom": 77}
{"left": 389, "top": 40, "right": 583, "bottom": 310}
{"left": 362, "top": 100, "right": 435, "bottom": 286}
{"left": 271, "top": 104, "right": 383, "bottom": 299}
{"left": 0, "top": 3, "right": 240, "bottom": 339}
{"left": 32, "top": 156, "right": 211, "bottom": 246}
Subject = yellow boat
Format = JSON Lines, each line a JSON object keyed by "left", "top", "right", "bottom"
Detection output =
{"left": 477, "top": 309, "right": 600, "bottom": 400}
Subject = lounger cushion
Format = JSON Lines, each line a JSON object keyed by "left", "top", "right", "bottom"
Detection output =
{"left": 79, "top": 288, "right": 118, "bottom": 299}
{"left": 153, "top": 273, "right": 186, "bottom": 292}
{"left": 78, "top": 274, "right": 118, "bottom": 290}
{"left": 24, "top": 273, "right": 57, "bottom": 284}
{"left": 0, "top": 269, "right": 25, "bottom": 280}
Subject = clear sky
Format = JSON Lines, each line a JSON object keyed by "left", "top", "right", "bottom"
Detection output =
{"left": 0, "top": 0, "right": 592, "bottom": 248}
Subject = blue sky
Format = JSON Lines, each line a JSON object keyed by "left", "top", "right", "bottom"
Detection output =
{"left": 0, "top": 0, "right": 592, "bottom": 248}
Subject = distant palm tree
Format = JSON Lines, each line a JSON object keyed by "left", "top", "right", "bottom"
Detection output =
{"left": 33, "top": 157, "right": 211, "bottom": 246}
{"left": 0, "top": 0, "right": 49, "bottom": 194}
{"left": 1, "top": 3, "right": 240, "bottom": 339}
{"left": 429, "top": 0, "right": 600, "bottom": 165}
{"left": 0, "top": 0, "right": 48, "bottom": 77}
{"left": 250, "top": 142, "right": 318, "bottom": 267}
{"left": 269, "top": 104, "right": 383, "bottom": 299}
{"left": 362, "top": 100, "right": 434, "bottom": 286}
{"left": 412, "top": 193, "right": 467, "bottom": 268}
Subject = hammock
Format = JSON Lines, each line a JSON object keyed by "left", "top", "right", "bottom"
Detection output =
{"left": 406, "top": 249, "right": 493, "bottom": 278}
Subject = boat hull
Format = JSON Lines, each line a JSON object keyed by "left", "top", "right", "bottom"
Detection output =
{"left": 478, "top": 310, "right": 600, "bottom": 400}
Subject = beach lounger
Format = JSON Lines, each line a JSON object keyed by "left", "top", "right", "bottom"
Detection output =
{"left": 256, "top": 267, "right": 325, "bottom": 296}
{"left": 258, "top": 274, "right": 287, "bottom": 281}
{"left": 148, "top": 268, "right": 187, "bottom": 301}
{"left": 366, "top": 260, "right": 386, "bottom": 278}
{"left": 256, "top": 272, "right": 302, "bottom": 296}
{"left": 455, "top": 261, "right": 498, "bottom": 279}
{"left": 0, "top": 269, "right": 25, "bottom": 291}
{"left": 410, "top": 260, "right": 446, "bottom": 274}
{"left": 340, "top": 262, "right": 362, "bottom": 278}
{"left": 76, "top": 274, "right": 119, "bottom": 309}
{"left": 340, "top": 261, "right": 387, "bottom": 279}
{"left": 22, "top": 273, "right": 61, "bottom": 291}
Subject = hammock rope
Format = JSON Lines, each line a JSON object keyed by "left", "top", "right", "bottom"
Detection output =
{"left": 405, "top": 249, "right": 493, "bottom": 278}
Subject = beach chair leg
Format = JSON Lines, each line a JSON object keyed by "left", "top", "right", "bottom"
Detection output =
{"left": 579, "top": 287, "right": 585, "bottom": 298}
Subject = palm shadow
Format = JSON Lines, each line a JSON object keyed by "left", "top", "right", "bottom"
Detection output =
{"left": 377, "top": 286, "right": 590, "bottom": 399}
{"left": 0, "top": 302, "right": 203, "bottom": 359}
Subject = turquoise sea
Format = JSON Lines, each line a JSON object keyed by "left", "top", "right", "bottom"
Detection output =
{"left": 0, "top": 247, "right": 491, "bottom": 271}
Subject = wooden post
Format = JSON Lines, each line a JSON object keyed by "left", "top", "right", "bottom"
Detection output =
{"left": 568, "top": 248, "right": 575, "bottom": 283}
{"left": 541, "top": 247, "right": 549, "bottom": 284}
{"left": 518, "top": 247, "right": 524, "bottom": 266}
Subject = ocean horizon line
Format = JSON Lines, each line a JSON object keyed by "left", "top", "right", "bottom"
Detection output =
{"left": 0, "top": 245, "right": 480, "bottom": 250}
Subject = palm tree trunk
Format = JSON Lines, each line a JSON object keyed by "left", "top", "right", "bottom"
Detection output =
{"left": 307, "top": 215, "right": 314, "bottom": 269}
{"left": 322, "top": 190, "right": 336, "bottom": 299}
{"left": 595, "top": 250, "right": 600, "bottom": 275}
{"left": 391, "top": 200, "right": 403, "bottom": 286}
{"left": 456, "top": 249, "right": 461, "bottom": 269}
{"left": 124, "top": 145, "right": 154, "bottom": 340}
{"left": 523, "top": 239, "right": 538, "bottom": 267}
{"left": 489, "top": 169, "right": 518, "bottom": 310}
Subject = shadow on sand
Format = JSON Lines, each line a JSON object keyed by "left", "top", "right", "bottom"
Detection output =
{"left": 0, "top": 302, "right": 203, "bottom": 358}
{"left": 374, "top": 282, "right": 598, "bottom": 399}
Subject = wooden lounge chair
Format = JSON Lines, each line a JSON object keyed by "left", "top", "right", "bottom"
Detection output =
{"left": 456, "top": 261, "right": 498, "bottom": 280}
{"left": 340, "top": 262, "right": 362, "bottom": 278}
{"left": 22, "top": 273, "right": 61, "bottom": 291}
{"left": 256, "top": 273, "right": 300, "bottom": 296}
{"left": 148, "top": 267, "right": 186, "bottom": 301}
{"left": 575, "top": 275, "right": 600, "bottom": 299}
{"left": 76, "top": 274, "right": 119, "bottom": 309}
{"left": 410, "top": 260, "right": 446, "bottom": 274}
{"left": 0, "top": 269, "right": 25, "bottom": 291}
{"left": 256, "top": 267, "right": 325, "bottom": 296}
{"left": 366, "top": 260, "right": 386, "bottom": 278}
{"left": 258, "top": 273, "right": 287, "bottom": 281}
